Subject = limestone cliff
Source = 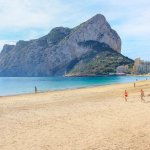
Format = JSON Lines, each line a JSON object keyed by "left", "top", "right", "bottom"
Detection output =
{"left": 0, "top": 14, "right": 125, "bottom": 76}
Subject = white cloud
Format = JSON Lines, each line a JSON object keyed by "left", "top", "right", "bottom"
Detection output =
{"left": 0, "top": 0, "right": 62, "bottom": 28}
{"left": 0, "top": 0, "right": 88, "bottom": 29}
{"left": 0, "top": 0, "right": 149, "bottom": 60}
{"left": 0, "top": 40, "right": 16, "bottom": 50}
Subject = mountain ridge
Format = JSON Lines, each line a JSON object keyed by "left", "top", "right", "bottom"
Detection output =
{"left": 0, "top": 14, "right": 131, "bottom": 76}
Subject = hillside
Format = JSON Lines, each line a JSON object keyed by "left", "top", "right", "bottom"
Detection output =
{"left": 66, "top": 41, "right": 133, "bottom": 76}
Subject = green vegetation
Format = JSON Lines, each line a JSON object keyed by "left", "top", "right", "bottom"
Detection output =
{"left": 66, "top": 41, "right": 134, "bottom": 76}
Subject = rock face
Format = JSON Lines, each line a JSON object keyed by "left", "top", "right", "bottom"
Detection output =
{"left": 66, "top": 41, "right": 133, "bottom": 76}
{"left": 0, "top": 14, "right": 125, "bottom": 76}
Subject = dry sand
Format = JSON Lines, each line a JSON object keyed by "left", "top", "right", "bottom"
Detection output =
{"left": 0, "top": 80, "right": 150, "bottom": 150}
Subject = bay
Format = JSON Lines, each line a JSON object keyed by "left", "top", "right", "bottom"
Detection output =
{"left": 0, "top": 76, "right": 149, "bottom": 96}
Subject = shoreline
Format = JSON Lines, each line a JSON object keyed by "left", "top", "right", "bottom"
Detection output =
{"left": 0, "top": 78, "right": 149, "bottom": 98}
{"left": 65, "top": 74, "right": 150, "bottom": 77}
{"left": 130, "top": 74, "right": 150, "bottom": 77}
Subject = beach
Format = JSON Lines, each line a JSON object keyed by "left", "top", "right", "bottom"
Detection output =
{"left": 0, "top": 80, "right": 150, "bottom": 150}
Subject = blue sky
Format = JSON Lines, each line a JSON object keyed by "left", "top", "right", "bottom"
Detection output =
{"left": 0, "top": 0, "right": 150, "bottom": 61}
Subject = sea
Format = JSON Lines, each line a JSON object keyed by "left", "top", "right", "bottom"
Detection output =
{"left": 0, "top": 76, "right": 149, "bottom": 96}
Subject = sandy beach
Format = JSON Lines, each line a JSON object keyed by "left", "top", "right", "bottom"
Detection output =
{"left": 0, "top": 80, "right": 150, "bottom": 150}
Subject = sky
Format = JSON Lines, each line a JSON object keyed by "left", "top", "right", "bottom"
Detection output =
{"left": 0, "top": 0, "right": 149, "bottom": 61}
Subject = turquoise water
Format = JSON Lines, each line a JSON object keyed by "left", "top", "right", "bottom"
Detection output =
{"left": 0, "top": 76, "right": 149, "bottom": 96}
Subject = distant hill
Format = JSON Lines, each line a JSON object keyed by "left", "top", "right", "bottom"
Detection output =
{"left": 0, "top": 14, "right": 133, "bottom": 76}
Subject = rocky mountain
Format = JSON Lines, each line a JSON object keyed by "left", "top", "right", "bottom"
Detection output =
{"left": 0, "top": 14, "right": 132, "bottom": 76}
{"left": 66, "top": 41, "right": 133, "bottom": 76}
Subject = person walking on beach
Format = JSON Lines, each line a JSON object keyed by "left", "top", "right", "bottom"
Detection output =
{"left": 124, "top": 90, "right": 128, "bottom": 102}
{"left": 134, "top": 82, "right": 136, "bottom": 88}
{"left": 140, "top": 89, "right": 145, "bottom": 102}
{"left": 35, "top": 86, "right": 37, "bottom": 93}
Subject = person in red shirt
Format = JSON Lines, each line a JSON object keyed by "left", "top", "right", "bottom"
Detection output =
{"left": 124, "top": 90, "right": 128, "bottom": 102}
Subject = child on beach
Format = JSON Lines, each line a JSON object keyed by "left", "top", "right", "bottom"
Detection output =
{"left": 124, "top": 90, "right": 128, "bottom": 102}
{"left": 140, "top": 89, "right": 145, "bottom": 102}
